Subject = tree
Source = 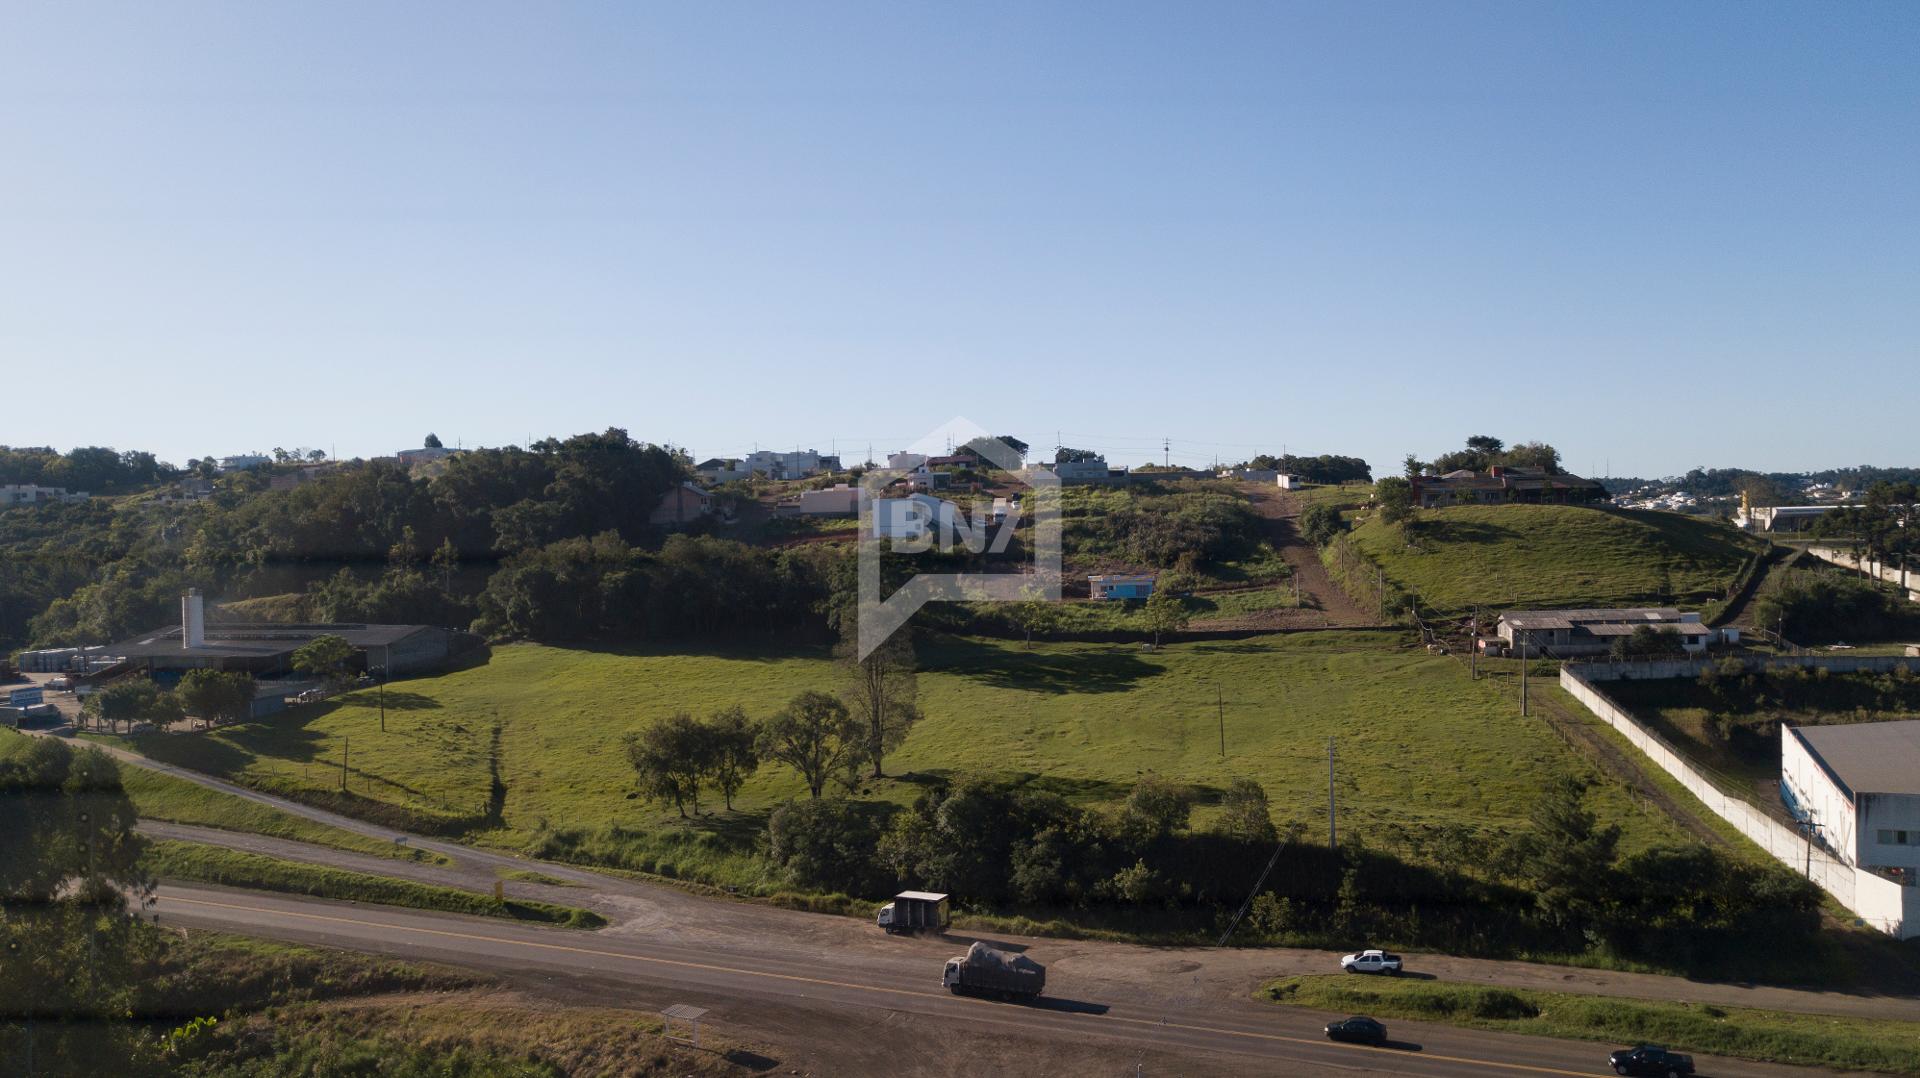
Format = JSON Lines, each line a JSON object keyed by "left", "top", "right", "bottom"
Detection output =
{"left": 424, "top": 433, "right": 444, "bottom": 449}
{"left": 1610, "top": 625, "right": 1683, "bottom": 660}
{"left": 1141, "top": 586, "right": 1190, "bottom": 645}
{"left": 1298, "top": 503, "right": 1345, "bottom": 546}
{"left": 81, "top": 678, "right": 181, "bottom": 734}
{"left": 1122, "top": 773, "right": 1192, "bottom": 838}
{"left": 1374, "top": 476, "right": 1415, "bottom": 526}
{"left": 839, "top": 629, "right": 922, "bottom": 778}
{"left": 291, "top": 634, "right": 356, "bottom": 686}
{"left": 307, "top": 448, "right": 327, "bottom": 462}
{"left": 174, "top": 668, "right": 257, "bottom": 727}
{"left": 1507, "top": 776, "right": 1620, "bottom": 936}
{"left": 765, "top": 798, "right": 885, "bottom": 893}
{"left": 757, "top": 690, "right": 864, "bottom": 798}
{"left": 705, "top": 705, "right": 760, "bottom": 811}
{"left": 1214, "top": 777, "right": 1277, "bottom": 843}
{"left": 0, "top": 738, "right": 156, "bottom": 1070}
{"left": 1009, "top": 593, "right": 1061, "bottom": 647}
{"left": 1465, "top": 435, "right": 1505, "bottom": 455}
{"left": 624, "top": 713, "right": 714, "bottom": 817}
{"left": 1055, "top": 447, "right": 1101, "bottom": 464}
{"left": 962, "top": 435, "right": 1029, "bottom": 463}
{"left": 1402, "top": 454, "right": 1426, "bottom": 480}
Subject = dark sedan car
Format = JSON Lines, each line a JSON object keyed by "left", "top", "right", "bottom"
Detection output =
{"left": 1324, "top": 1015, "right": 1388, "bottom": 1045}
{"left": 1608, "top": 1044, "right": 1694, "bottom": 1076}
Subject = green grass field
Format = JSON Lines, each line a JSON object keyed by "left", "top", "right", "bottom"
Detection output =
{"left": 1346, "top": 505, "right": 1762, "bottom": 614}
{"left": 112, "top": 632, "right": 1689, "bottom": 891}
{"left": 146, "top": 841, "right": 603, "bottom": 927}
{"left": 118, "top": 760, "right": 452, "bottom": 864}
{"left": 1263, "top": 974, "right": 1920, "bottom": 1075}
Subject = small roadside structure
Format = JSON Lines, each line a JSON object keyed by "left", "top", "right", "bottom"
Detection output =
{"left": 876, "top": 891, "right": 950, "bottom": 934}
{"left": 659, "top": 1003, "right": 708, "bottom": 1047}
{"left": 1089, "top": 573, "right": 1156, "bottom": 601}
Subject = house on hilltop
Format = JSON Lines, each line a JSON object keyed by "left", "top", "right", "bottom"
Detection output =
{"left": 1412, "top": 466, "right": 1606, "bottom": 509}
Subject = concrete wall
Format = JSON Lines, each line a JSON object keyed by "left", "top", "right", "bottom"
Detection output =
{"left": 1578, "top": 654, "right": 1920, "bottom": 682}
{"left": 1560, "top": 664, "right": 1916, "bottom": 938}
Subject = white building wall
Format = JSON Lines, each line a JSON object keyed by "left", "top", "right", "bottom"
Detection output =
{"left": 1780, "top": 727, "right": 1859, "bottom": 863}
{"left": 1861, "top": 793, "right": 1920, "bottom": 877}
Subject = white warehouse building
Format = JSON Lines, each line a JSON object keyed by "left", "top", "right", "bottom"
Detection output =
{"left": 1782, "top": 721, "right": 1920, "bottom": 893}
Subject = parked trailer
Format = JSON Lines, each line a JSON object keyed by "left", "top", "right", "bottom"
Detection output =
{"left": 877, "top": 891, "right": 950, "bottom": 935}
{"left": 942, "top": 942, "right": 1045, "bottom": 1000}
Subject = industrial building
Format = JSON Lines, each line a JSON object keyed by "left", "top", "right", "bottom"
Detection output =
{"left": 95, "top": 592, "right": 480, "bottom": 681}
{"left": 1737, "top": 505, "right": 1840, "bottom": 533}
{"left": 1782, "top": 720, "right": 1920, "bottom": 890}
{"left": 1495, "top": 607, "right": 1719, "bottom": 657}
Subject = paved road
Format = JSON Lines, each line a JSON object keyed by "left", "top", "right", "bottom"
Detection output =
{"left": 155, "top": 883, "right": 1857, "bottom": 1078}
{"left": 38, "top": 726, "right": 1915, "bottom": 1074}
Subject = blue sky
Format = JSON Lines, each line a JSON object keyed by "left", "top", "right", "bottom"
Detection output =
{"left": 3, "top": 2, "right": 1914, "bottom": 477}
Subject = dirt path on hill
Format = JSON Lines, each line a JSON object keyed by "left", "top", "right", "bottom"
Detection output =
{"left": 1230, "top": 483, "right": 1375, "bottom": 628}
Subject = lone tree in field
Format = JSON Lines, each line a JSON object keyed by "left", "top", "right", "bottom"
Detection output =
{"left": 757, "top": 690, "right": 864, "bottom": 799}
{"left": 175, "top": 669, "right": 258, "bottom": 728}
{"left": 1214, "top": 777, "right": 1278, "bottom": 844}
{"left": 291, "top": 634, "right": 356, "bottom": 687}
{"left": 624, "top": 712, "right": 715, "bottom": 817}
{"left": 1141, "top": 585, "right": 1190, "bottom": 645}
{"left": 839, "top": 628, "right": 922, "bottom": 779}
{"left": 423, "top": 432, "right": 443, "bottom": 449}
{"left": 1298, "top": 503, "right": 1345, "bottom": 547}
{"left": 705, "top": 705, "right": 761, "bottom": 811}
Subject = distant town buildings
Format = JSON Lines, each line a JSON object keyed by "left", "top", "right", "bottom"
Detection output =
{"left": 0, "top": 484, "right": 88, "bottom": 508}
{"left": 796, "top": 484, "right": 860, "bottom": 517}
{"left": 697, "top": 450, "right": 841, "bottom": 483}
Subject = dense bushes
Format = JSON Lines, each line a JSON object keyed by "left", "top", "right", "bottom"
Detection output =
{"left": 1752, "top": 570, "right": 1920, "bottom": 644}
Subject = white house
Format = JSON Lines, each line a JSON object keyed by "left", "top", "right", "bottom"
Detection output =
{"left": 1782, "top": 720, "right": 1920, "bottom": 890}
{"left": 1276, "top": 474, "right": 1305, "bottom": 490}
{"left": 797, "top": 484, "right": 860, "bottom": 517}
{"left": 740, "top": 450, "right": 837, "bottom": 481}
{"left": 218, "top": 454, "right": 271, "bottom": 472}
{"left": 871, "top": 493, "right": 989, "bottom": 545}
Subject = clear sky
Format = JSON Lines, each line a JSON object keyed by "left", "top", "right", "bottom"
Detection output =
{"left": 3, "top": 2, "right": 1914, "bottom": 478}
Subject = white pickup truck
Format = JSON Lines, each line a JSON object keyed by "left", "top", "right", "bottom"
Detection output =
{"left": 1340, "top": 949, "right": 1403, "bottom": 975}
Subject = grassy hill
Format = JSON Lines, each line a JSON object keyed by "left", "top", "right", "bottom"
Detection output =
{"left": 107, "top": 633, "right": 1690, "bottom": 891}
{"left": 1346, "top": 505, "right": 1763, "bottom": 615}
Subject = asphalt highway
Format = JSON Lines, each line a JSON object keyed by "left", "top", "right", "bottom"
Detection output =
{"left": 156, "top": 884, "right": 1856, "bottom": 1078}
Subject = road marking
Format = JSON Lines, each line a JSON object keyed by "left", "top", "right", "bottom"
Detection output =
{"left": 164, "top": 893, "right": 1599, "bottom": 1077}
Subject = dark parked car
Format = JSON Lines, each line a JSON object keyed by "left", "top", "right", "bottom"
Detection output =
{"left": 1608, "top": 1044, "right": 1694, "bottom": 1076}
{"left": 1324, "top": 1015, "right": 1388, "bottom": 1045}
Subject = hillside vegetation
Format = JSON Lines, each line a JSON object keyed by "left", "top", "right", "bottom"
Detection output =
{"left": 1346, "top": 505, "right": 1762, "bottom": 614}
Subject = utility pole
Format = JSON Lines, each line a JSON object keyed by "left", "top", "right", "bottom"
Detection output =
{"left": 378, "top": 645, "right": 387, "bottom": 733}
{"left": 341, "top": 736, "right": 349, "bottom": 791}
{"left": 1216, "top": 685, "right": 1225, "bottom": 757}
{"left": 1519, "top": 641, "right": 1529, "bottom": 716}
{"left": 1326, "top": 735, "right": 1339, "bottom": 847}
{"left": 1163, "top": 437, "right": 1170, "bottom": 468}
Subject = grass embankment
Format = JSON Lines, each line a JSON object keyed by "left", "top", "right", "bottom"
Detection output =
{"left": 119, "top": 763, "right": 451, "bottom": 865}
{"left": 117, "top": 932, "right": 750, "bottom": 1076}
{"left": 147, "top": 841, "right": 604, "bottom": 928}
{"left": 1346, "top": 505, "right": 1762, "bottom": 614}
{"left": 1263, "top": 975, "right": 1920, "bottom": 1076}
{"left": 118, "top": 632, "right": 1691, "bottom": 891}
